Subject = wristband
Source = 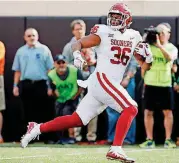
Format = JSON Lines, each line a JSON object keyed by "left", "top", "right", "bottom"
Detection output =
{"left": 13, "top": 83, "right": 18, "bottom": 87}
{"left": 73, "top": 50, "right": 82, "bottom": 59}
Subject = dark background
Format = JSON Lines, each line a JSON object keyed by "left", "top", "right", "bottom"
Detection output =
{"left": 1, "top": 16, "right": 178, "bottom": 143}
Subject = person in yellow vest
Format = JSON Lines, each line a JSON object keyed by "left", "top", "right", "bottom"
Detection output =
{"left": 0, "top": 41, "right": 5, "bottom": 143}
{"left": 48, "top": 54, "right": 83, "bottom": 144}
{"left": 139, "top": 23, "right": 178, "bottom": 148}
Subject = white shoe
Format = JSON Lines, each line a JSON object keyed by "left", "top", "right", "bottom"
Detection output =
{"left": 21, "top": 122, "right": 41, "bottom": 148}
{"left": 106, "top": 146, "right": 135, "bottom": 163}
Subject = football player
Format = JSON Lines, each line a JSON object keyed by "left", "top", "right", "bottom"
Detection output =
{"left": 21, "top": 3, "right": 152, "bottom": 162}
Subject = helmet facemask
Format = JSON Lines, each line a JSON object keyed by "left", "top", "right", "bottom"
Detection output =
{"left": 108, "top": 12, "right": 127, "bottom": 31}
{"left": 107, "top": 10, "right": 132, "bottom": 32}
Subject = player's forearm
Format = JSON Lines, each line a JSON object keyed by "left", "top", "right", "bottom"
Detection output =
{"left": 72, "top": 34, "right": 101, "bottom": 53}
{"left": 125, "top": 71, "right": 135, "bottom": 79}
{"left": 134, "top": 51, "right": 152, "bottom": 71}
{"left": 135, "top": 56, "right": 151, "bottom": 72}
{"left": 141, "top": 68, "right": 146, "bottom": 78}
{"left": 141, "top": 62, "right": 152, "bottom": 71}
{"left": 126, "top": 60, "right": 137, "bottom": 78}
{"left": 14, "top": 71, "right": 21, "bottom": 85}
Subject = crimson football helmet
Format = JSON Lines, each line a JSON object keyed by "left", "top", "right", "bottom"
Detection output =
{"left": 107, "top": 3, "right": 132, "bottom": 31}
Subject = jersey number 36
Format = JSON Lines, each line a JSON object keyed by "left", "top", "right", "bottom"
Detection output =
{"left": 110, "top": 46, "right": 131, "bottom": 66}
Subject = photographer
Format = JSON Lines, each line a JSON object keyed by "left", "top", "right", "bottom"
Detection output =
{"left": 139, "top": 23, "right": 178, "bottom": 148}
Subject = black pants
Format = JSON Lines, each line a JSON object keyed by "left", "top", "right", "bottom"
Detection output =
{"left": 55, "top": 100, "right": 77, "bottom": 140}
{"left": 20, "top": 80, "right": 54, "bottom": 141}
{"left": 55, "top": 100, "right": 77, "bottom": 117}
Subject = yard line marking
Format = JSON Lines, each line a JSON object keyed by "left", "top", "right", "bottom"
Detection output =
{"left": 66, "top": 148, "right": 175, "bottom": 156}
{"left": 0, "top": 155, "right": 48, "bottom": 160}
{"left": 127, "top": 149, "right": 167, "bottom": 153}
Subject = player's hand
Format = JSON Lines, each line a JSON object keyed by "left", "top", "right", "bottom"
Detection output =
{"left": 47, "top": 89, "right": 53, "bottom": 96}
{"left": 13, "top": 86, "right": 19, "bottom": 96}
{"left": 73, "top": 50, "right": 87, "bottom": 70}
{"left": 121, "top": 77, "right": 130, "bottom": 88}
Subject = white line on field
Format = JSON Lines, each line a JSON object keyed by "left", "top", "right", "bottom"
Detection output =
{"left": 66, "top": 148, "right": 173, "bottom": 156}
{"left": 127, "top": 148, "right": 167, "bottom": 153}
{"left": 0, "top": 155, "right": 48, "bottom": 160}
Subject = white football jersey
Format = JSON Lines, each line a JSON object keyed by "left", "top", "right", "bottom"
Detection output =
{"left": 91, "top": 24, "right": 142, "bottom": 82}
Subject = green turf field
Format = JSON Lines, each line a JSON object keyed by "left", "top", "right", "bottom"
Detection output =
{"left": 0, "top": 143, "right": 179, "bottom": 163}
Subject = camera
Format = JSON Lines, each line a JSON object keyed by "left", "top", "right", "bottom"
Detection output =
{"left": 143, "top": 26, "right": 159, "bottom": 44}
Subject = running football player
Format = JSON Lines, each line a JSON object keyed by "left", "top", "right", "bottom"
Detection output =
{"left": 21, "top": 3, "right": 152, "bottom": 163}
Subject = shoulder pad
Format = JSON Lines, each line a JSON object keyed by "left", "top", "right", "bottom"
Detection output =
{"left": 127, "top": 29, "right": 143, "bottom": 43}
{"left": 90, "top": 24, "right": 109, "bottom": 35}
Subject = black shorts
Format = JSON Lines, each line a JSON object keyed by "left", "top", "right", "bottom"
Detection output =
{"left": 144, "top": 85, "right": 174, "bottom": 111}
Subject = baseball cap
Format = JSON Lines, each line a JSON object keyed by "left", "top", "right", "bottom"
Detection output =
{"left": 156, "top": 23, "right": 171, "bottom": 34}
{"left": 54, "top": 54, "right": 67, "bottom": 62}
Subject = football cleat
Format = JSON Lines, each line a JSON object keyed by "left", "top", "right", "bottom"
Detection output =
{"left": 106, "top": 146, "right": 135, "bottom": 163}
{"left": 20, "top": 122, "right": 41, "bottom": 148}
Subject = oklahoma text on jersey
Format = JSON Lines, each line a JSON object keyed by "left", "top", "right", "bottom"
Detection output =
{"left": 111, "top": 39, "right": 133, "bottom": 48}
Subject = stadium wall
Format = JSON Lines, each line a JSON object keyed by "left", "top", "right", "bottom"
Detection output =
{"left": 0, "top": 1, "right": 178, "bottom": 16}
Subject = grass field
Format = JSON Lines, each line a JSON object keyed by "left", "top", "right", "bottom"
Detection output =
{"left": 0, "top": 143, "right": 179, "bottom": 163}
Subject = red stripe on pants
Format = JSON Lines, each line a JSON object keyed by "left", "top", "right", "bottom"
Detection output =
{"left": 96, "top": 72, "right": 126, "bottom": 109}
{"left": 102, "top": 73, "right": 132, "bottom": 107}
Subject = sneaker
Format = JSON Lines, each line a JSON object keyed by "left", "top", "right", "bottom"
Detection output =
{"left": 164, "top": 139, "right": 176, "bottom": 148}
{"left": 139, "top": 139, "right": 155, "bottom": 148}
{"left": 106, "top": 146, "right": 135, "bottom": 163}
{"left": 21, "top": 122, "right": 41, "bottom": 148}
